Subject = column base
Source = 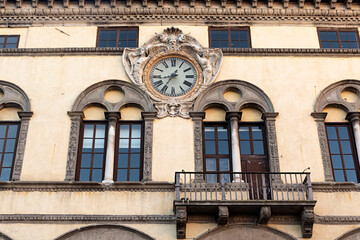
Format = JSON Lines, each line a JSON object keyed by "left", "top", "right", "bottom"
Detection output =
{"left": 102, "top": 179, "right": 114, "bottom": 185}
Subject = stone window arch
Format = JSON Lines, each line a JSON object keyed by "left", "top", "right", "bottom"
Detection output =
{"left": 191, "top": 80, "right": 279, "bottom": 175}
{"left": 0, "top": 80, "right": 32, "bottom": 181}
{"left": 54, "top": 224, "right": 154, "bottom": 240}
{"left": 335, "top": 227, "right": 360, "bottom": 240}
{"left": 65, "top": 80, "right": 155, "bottom": 183}
{"left": 312, "top": 79, "right": 360, "bottom": 182}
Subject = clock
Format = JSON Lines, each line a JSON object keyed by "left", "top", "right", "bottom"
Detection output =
{"left": 143, "top": 53, "right": 203, "bottom": 99}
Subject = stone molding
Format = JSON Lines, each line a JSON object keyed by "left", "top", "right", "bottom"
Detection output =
{"left": 312, "top": 181, "right": 360, "bottom": 192}
{"left": 0, "top": 233, "right": 12, "bottom": 240}
{"left": 336, "top": 227, "right": 360, "bottom": 240}
{"left": 316, "top": 215, "right": 360, "bottom": 225}
{"left": 0, "top": 181, "right": 174, "bottom": 192}
{"left": 142, "top": 112, "right": 156, "bottom": 181}
{"left": 189, "top": 112, "right": 205, "bottom": 172}
{"left": 0, "top": 48, "right": 359, "bottom": 57}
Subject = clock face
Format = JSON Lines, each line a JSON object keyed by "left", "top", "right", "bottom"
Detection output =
{"left": 149, "top": 56, "right": 198, "bottom": 97}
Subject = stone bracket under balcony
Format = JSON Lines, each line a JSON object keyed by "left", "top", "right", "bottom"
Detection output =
{"left": 174, "top": 201, "right": 316, "bottom": 239}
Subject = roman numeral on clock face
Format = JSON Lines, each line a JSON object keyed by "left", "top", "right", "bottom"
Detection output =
{"left": 183, "top": 81, "right": 192, "bottom": 87}
{"left": 171, "top": 59, "right": 176, "bottom": 67}
{"left": 183, "top": 68, "right": 192, "bottom": 72}
{"left": 186, "top": 75, "right": 194, "bottom": 78}
{"left": 161, "top": 61, "right": 169, "bottom": 68}
{"left": 153, "top": 80, "right": 163, "bottom": 88}
{"left": 160, "top": 85, "right": 168, "bottom": 93}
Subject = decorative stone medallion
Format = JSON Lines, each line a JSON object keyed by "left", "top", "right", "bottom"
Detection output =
{"left": 123, "top": 27, "right": 223, "bottom": 118}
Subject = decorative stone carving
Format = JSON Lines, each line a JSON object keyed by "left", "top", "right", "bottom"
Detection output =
{"left": 0, "top": 232, "right": 12, "bottom": 240}
{"left": 301, "top": 206, "right": 315, "bottom": 238}
{"left": 190, "top": 112, "right": 205, "bottom": 172}
{"left": 123, "top": 27, "right": 223, "bottom": 118}
{"left": 217, "top": 206, "right": 229, "bottom": 225}
{"left": 176, "top": 206, "right": 187, "bottom": 239}
{"left": 258, "top": 206, "right": 271, "bottom": 224}
{"left": 311, "top": 112, "right": 333, "bottom": 181}
{"left": 12, "top": 111, "right": 33, "bottom": 181}
{"left": 142, "top": 112, "right": 156, "bottom": 181}
{"left": 262, "top": 113, "right": 280, "bottom": 173}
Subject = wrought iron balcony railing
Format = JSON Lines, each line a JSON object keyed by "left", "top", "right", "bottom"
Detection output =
{"left": 175, "top": 171, "right": 313, "bottom": 201}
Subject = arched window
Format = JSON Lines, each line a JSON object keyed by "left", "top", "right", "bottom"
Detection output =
{"left": 0, "top": 80, "right": 32, "bottom": 181}
{"left": 313, "top": 80, "right": 360, "bottom": 182}
{"left": 65, "top": 80, "right": 154, "bottom": 183}
{"left": 191, "top": 80, "right": 279, "bottom": 179}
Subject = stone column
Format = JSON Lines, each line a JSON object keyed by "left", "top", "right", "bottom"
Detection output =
{"left": 12, "top": 111, "right": 33, "bottom": 181}
{"left": 226, "top": 112, "right": 242, "bottom": 181}
{"left": 311, "top": 112, "right": 333, "bottom": 181}
{"left": 65, "top": 111, "right": 84, "bottom": 182}
{"left": 142, "top": 112, "right": 157, "bottom": 181}
{"left": 189, "top": 112, "right": 206, "bottom": 172}
{"left": 262, "top": 113, "right": 280, "bottom": 173}
{"left": 102, "top": 111, "right": 121, "bottom": 185}
{"left": 346, "top": 112, "right": 360, "bottom": 167}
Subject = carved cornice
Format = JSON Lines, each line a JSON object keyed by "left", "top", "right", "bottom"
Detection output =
{"left": 0, "top": 181, "right": 174, "bottom": 192}
{"left": 312, "top": 182, "right": 360, "bottom": 192}
{"left": 0, "top": 214, "right": 176, "bottom": 224}
{"left": 0, "top": 48, "right": 359, "bottom": 57}
{"left": 315, "top": 215, "right": 360, "bottom": 224}
{"left": 0, "top": 7, "right": 360, "bottom": 25}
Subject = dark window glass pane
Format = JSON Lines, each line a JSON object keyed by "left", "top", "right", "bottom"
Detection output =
{"left": 334, "top": 170, "right": 345, "bottom": 182}
{"left": 211, "top": 31, "right": 219, "bottom": 40}
{"left": 6, "top": 44, "right": 16, "bottom": 49}
{"left": 99, "top": 30, "right": 108, "bottom": 40}
{"left": 253, "top": 141, "right": 264, "bottom": 155}
{"left": 120, "top": 125, "right": 130, "bottom": 138}
{"left": 128, "top": 30, "right": 137, "bottom": 39}
{"left": 6, "top": 37, "right": 17, "bottom": 44}
{"left": 220, "top": 41, "right": 229, "bottom": 48}
{"left": 129, "top": 169, "right": 140, "bottom": 181}
{"left": 130, "top": 154, "right": 140, "bottom": 168}
{"left": 118, "top": 41, "right": 127, "bottom": 47}
{"left": 340, "top": 140, "right": 352, "bottom": 154}
{"left": 206, "top": 158, "right": 216, "bottom": 171}
{"left": 240, "top": 141, "right": 251, "bottom": 155}
{"left": 330, "top": 42, "right": 339, "bottom": 48}
{"left": 117, "top": 169, "right": 127, "bottom": 181}
{"left": 328, "top": 32, "right": 338, "bottom": 41}
{"left": 348, "top": 32, "right": 357, "bottom": 41}
{"left": 95, "top": 125, "right": 106, "bottom": 138}
{"left": 93, "top": 154, "right": 103, "bottom": 168}
{"left": 240, "top": 41, "right": 249, "bottom": 48}
{"left": 0, "top": 125, "right": 6, "bottom": 138}
{"left": 211, "top": 41, "right": 220, "bottom": 48}
{"left": 220, "top": 173, "right": 230, "bottom": 183}
{"left": 0, "top": 168, "right": 10, "bottom": 181}
{"left": 219, "top": 31, "right": 228, "bottom": 40}
{"left": 0, "top": 37, "right": 5, "bottom": 44}
{"left": 127, "top": 41, "right": 137, "bottom": 47}
{"left": 92, "top": 169, "right": 102, "bottom": 182}
{"left": 84, "top": 125, "right": 94, "bottom": 138}
{"left": 8, "top": 125, "right": 18, "bottom": 138}
{"left": 343, "top": 155, "right": 355, "bottom": 168}
{"left": 99, "top": 41, "right": 108, "bottom": 47}
{"left": 3, "top": 153, "right": 13, "bottom": 167}
{"left": 321, "top": 41, "right": 330, "bottom": 48}
{"left": 108, "top": 31, "right": 117, "bottom": 40}
{"left": 205, "top": 141, "right": 216, "bottom": 154}
{"left": 217, "top": 127, "right": 228, "bottom": 140}
{"left": 326, "top": 126, "right": 337, "bottom": 139}
{"left": 231, "top": 41, "right": 240, "bottom": 48}
{"left": 0, "top": 44, "right": 4, "bottom": 48}
{"left": 79, "top": 169, "right": 90, "bottom": 181}
{"left": 341, "top": 42, "right": 350, "bottom": 49}
{"left": 131, "top": 125, "right": 141, "bottom": 138}
{"left": 219, "top": 158, "right": 230, "bottom": 171}
{"left": 107, "top": 41, "right": 116, "bottom": 47}
{"left": 331, "top": 155, "right": 342, "bottom": 169}
{"left": 94, "top": 139, "right": 105, "bottom": 153}
{"left": 119, "top": 139, "right": 129, "bottom": 153}
{"left": 319, "top": 32, "right": 328, "bottom": 40}
{"left": 82, "top": 139, "right": 93, "bottom": 152}
{"left": 218, "top": 141, "right": 229, "bottom": 154}
{"left": 81, "top": 154, "right": 91, "bottom": 168}
{"left": 350, "top": 42, "right": 359, "bottom": 49}
{"left": 339, "top": 32, "right": 348, "bottom": 41}
{"left": 0, "top": 140, "right": 3, "bottom": 151}
{"left": 346, "top": 170, "right": 357, "bottom": 183}
{"left": 119, "top": 31, "right": 127, "bottom": 39}
{"left": 131, "top": 139, "right": 141, "bottom": 152}
{"left": 5, "top": 139, "right": 15, "bottom": 152}
{"left": 239, "top": 127, "right": 249, "bottom": 140}
{"left": 230, "top": 31, "right": 239, "bottom": 40}
{"left": 118, "top": 154, "right": 128, "bottom": 168}
{"left": 252, "top": 127, "right": 263, "bottom": 140}
{"left": 206, "top": 174, "right": 217, "bottom": 183}
{"left": 329, "top": 141, "right": 340, "bottom": 154}
{"left": 239, "top": 31, "right": 248, "bottom": 40}
{"left": 338, "top": 127, "right": 349, "bottom": 140}
{"left": 204, "top": 127, "right": 215, "bottom": 140}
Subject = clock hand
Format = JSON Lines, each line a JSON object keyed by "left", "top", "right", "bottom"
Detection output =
{"left": 165, "top": 70, "right": 178, "bottom": 85}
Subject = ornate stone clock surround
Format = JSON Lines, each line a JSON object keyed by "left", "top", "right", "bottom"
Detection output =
{"left": 122, "top": 27, "right": 223, "bottom": 118}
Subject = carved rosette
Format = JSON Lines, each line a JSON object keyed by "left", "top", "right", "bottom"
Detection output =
{"left": 123, "top": 27, "right": 222, "bottom": 118}
{"left": 176, "top": 206, "right": 187, "bottom": 239}
{"left": 301, "top": 206, "right": 315, "bottom": 238}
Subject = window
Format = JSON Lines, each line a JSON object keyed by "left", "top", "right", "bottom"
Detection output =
{"left": 0, "top": 123, "right": 19, "bottom": 181}
{"left": 318, "top": 29, "right": 359, "bottom": 49}
{"left": 209, "top": 27, "right": 251, "bottom": 48}
{"left": 325, "top": 124, "right": 359, "bottom": 183}
{"left": 97, "top": 28, "right": 138, "bottom": 48}
{"left": 0, "top": 35, "right": 20, "bottom": 49}
{"left": 115, "top": 122, "right": 143, "bottom": 182}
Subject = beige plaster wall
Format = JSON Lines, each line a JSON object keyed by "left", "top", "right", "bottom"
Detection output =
{"left": 251, "top": 26, "right": 320, "bottom": 48}
{"left": 323, "top": 107, "right": 347, "bottom": 122}
{"left": 314, "top": 191, "right": 360, "bottom": 215}
{"left": 0, "top": 107, "right": 21, "bottom": 120}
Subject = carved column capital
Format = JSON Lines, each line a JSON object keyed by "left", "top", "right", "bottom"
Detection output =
{"left": 261, "top": 112, "right": 279, "bottom": 121}
{"left": 346, "top": 112, "right": 360, "bottom": 122}
{"left": 311, "top": 112, "right": 327, "bottom": 121}
{"left": 176, "top": 206, "right": 187, "bottom": 239}
{"left": 301, "top": 206, "right": 315, "bottom": 238}
{"left": 189, "top": 111, "right": 205, "bottom": 121}
{"left": 141, "top": 111, "right": 157, "bottom": 120}
{"left": 225, "top": 111, "right": 242, "bottom": 121}
{"left": 258, "top": 206, "right": 271, "bottom": 224}
{"left": 17, "top": 111, "right": 33, "bottom": 120}
{"left": 105, "top": 111, "right": 121, "bottom": 122}
{"left": 67, "top": 111, "right": 84, "bottom": 120}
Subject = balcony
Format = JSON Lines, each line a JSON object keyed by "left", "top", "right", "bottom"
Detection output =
{"left": 174, "top": 171, "right": 316, "bottom": 238}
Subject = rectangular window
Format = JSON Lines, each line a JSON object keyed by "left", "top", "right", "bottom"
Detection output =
{"left": 77, "top": 122, "right": 107, "bottom": 182}
{"left": 0, "top": 35, "right": 20, "bottom": 49}
{"left": 115, "top": 122, "right": 143, "bottom": 182}
{"left": 209, "top": 27, "right": 251, "bottom": 48}
{"left": 97, "top": 28, "right": 138, "bottom": 48}
{"left": 326, "top": 124, "right": 359, "bottom": 183}
{"left": 0, "top": 123, "right": 19, "bottom": 181}
{"left": 203, "top": 123, "right": 231, "bottom": 182}
{"left": 318, "top": 29, "right": 360, "bottom": 49}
